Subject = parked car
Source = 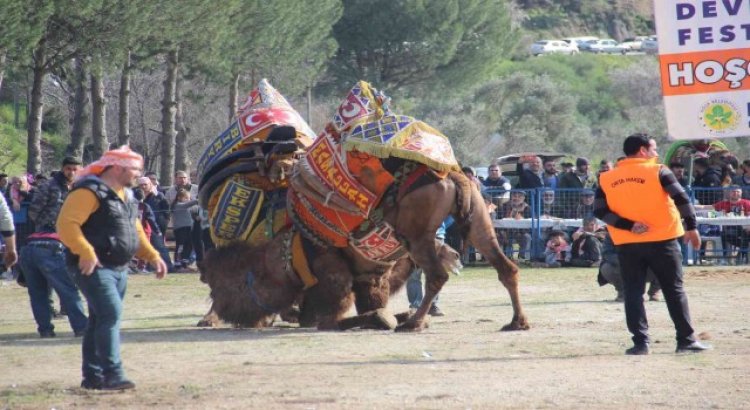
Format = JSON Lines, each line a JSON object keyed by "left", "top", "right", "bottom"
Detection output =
{"left": 582, "top": 39, "right": 628, "bottom": 54}
{"left": 641, "top": 36, "right": 658, "bottom": 54}
{"left": 562, "top": 36, "right": 599, "bottom": 47}
{"left": 619, "top": 36, "right": 650, "bottom": 51}
{"left": 529, "top": 40, "right": 579, "bottom": 56}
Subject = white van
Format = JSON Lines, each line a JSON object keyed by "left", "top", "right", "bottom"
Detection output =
{"left": 562, "top": 36, "right": 599, "bottom": 47}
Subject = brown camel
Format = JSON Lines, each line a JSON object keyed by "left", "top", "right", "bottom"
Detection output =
{"left": 200, "top": 170, "right": 529, "bottom": 332}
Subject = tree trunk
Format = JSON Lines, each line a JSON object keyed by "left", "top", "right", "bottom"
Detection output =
{"left": 175, "top": 74, "right": 188, "bottom": 173}
{"left": 118, "top": 50, "right": 131, "bottom": 146}
{"left": 0, "top": 49, "right": 6, "bottom": 96}
{"left": 66, "top": 58, "right": 90, "bottom": 160}
{"left": 160, "top": 48, "right": 179, "bottom": 187}
{"left": 90, "top": 63, "right": 108, "bottom": 159}
{"left": 27, "top": 39, "right": 47, "bottom": 174}
{"left": 228, "top": 71, "right": 239, "bottom": 122}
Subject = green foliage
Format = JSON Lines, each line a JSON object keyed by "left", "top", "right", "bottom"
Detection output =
{"left": 329, "top": 0, "right": 517, "bottom": 92}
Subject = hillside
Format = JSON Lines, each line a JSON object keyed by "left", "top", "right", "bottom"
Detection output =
{"left": 517, "top": 0, "right": 655, "bottom": 41}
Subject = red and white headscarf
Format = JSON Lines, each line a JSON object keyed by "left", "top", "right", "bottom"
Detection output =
{"left": 77, "top": 146, "right": 144, "bottom": 180}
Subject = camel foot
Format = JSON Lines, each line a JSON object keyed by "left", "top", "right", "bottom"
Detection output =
{"left": 279, "top": 306, "right": 301, "bottom": 324}
{"left": 337, "top": 309, "right": 397, "bottom": 330}
{"left": 196, "top": 318, "right": 216, "bottom": 327}
{"left": 394, "top": 311, "right": 411, "bottom": 324}
{"left": 500, "top": 317, "right": 531, "bottom": 331}
{"left": 395, "top": 317, "right": 429, "bottom": 333}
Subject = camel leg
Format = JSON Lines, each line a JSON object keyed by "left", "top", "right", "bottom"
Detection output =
{"left": 466, "top": 188, "right": 529, "bottom": 331}
{"left": 396, "top": 238, "right": 449, "bottom": 332}
{"left": 305, "top": 250, "right": 357, "bottom": 330}
{"left": 196, "top": 304, "right": 221, "bottom": 327}
{"left": 337, "top": 308, "right": 398, "bottom": 330}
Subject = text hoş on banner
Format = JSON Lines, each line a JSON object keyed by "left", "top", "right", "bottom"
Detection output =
{"left": 654, "top": 0, "right": 750, "bottom": 140}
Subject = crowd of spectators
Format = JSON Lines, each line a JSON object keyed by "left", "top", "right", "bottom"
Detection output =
{"left": 458, "top": 153, "right": 750, "bottom": 274}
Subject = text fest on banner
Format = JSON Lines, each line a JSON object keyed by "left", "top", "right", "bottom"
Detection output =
{"left": 654, "top": 0, "right": 750, "bottom": 140}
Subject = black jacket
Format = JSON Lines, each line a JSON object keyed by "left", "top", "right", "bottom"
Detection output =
{"left": 67, "top": 176, "right": 140, "bottom": 268}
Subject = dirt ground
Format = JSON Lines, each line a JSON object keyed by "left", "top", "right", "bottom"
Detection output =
{"left": 1, "top": 265, "right": 748, "bottom": 409}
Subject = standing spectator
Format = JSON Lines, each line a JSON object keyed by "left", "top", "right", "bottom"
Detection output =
{"left": 165, "top": 170, "right": 199, "bottom": 203}
{"left": 132, "top": 188, "right": 162, "bottom": 272}
{"left": 461, "top": 166, "right": 484, "bottom": 192}
{"left": 144, "top": 171, "right": 164, "bottom": 194}
{"left": 709, "top": 185, "right": 750, "bottom": 262}
{"left": 57, "top": 146, "right": 167, "bottom": 390}
{"left": 669, "top": 162, "right": 689, "bottom": 188}
{"left": 692, "top": 157, "right": 723, "bottom": 205}
{"left": 559, "top": 157, "right": 595, "bottom": 190}
{"left": 9, "top": 175, "right": 35, "bottom": 249}
{"left": 0, "top": 173, "right": 9, "bottom": 202}
{"left": 731, "top": 159, "right": 750, "bottom": 199}
{"left": 22, "top": 157, "right": 88, "bottom": 338}
{"left": 560, "top": 161, "right": 574, "bottom": 174}
{"left": 165, "top": 170, "right": 201, "bottom": 265}
{"left": 596, "top": 160, "right": 613, "bottom": 187}
{"left": 516, "top": 155, "right": 544, "bottom": 190}
{"left": 0, "top": 194, "right": 18, "bottom": 274}
{"left": 190, "top": 206, "right": 214, "bottom": 264}
{"left": 594, "top": 133, "right": 709, "bottom": 355}
{"left": 137, "top": 177, "right": 173, "bottom": 272}
{"left": 171, "top": 189, "right": 198, "bottom": 271}
{"left": 482, "top": 164, "right": 511, "bottom": 208}
{"left": 559, "top": 157, "right": 595, "bottom": 217}
{"left": 542, "top": 158, "right": 559, "bottom": 189}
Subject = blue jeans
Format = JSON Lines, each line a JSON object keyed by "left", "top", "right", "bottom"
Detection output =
{"left": 73, "top": 265, "right": 129, "bottom": 382}
{"left": 150, "top": 233, "right": 173, "bottom": 271}
{"left": 406, "top": 267, "right": 439, "bottom": 309}
{"left": 20, "top": 243, "right": 87, "bottom": 335}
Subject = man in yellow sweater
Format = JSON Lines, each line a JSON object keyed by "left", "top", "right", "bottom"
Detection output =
{"left": 594, "top": 134, "right": 710, "bottom": 356}
{"left": 57, "top": 146, "right": 167, "bottom": 390}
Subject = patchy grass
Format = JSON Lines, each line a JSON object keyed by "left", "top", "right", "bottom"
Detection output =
{"left": 0, "top": 266, "right": 748, "bottom": 409}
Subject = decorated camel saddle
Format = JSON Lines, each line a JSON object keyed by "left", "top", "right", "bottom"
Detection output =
{"left": 198, "top": 80, "right": 461, "bottom": 279}
{"left": 287, "top": 81, "right": 461, "bottom": 261}
{"left": 197, "top": 79, "right": 316, "bottom": 250}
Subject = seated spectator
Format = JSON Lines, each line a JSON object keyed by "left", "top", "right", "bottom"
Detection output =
{"left": 483, "top": 164, "right": 511, "bottom": 207}
{"left": 567, "top": 216, "right": 603, "bottom": 267}
{"left": 538, "top": 189, "right": 564, "bottom": 218}
{"left": 499, "top": 191, "right": 531, "bottom": 260}
{"left": 566, "top": 190, "right": 595, "bottom": 220}
{"left": 710, "top": 185, "right": 750, "bottom": 262}
{"left": 543, "top": 230, "right": 569, "bottom": 268}
{"left": 598, "top": 230, "right": 662, "bottom": 302}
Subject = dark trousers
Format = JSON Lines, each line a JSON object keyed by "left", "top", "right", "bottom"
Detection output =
{"left": 173, "top": 226, "right": 193, "bottom": 265}
{"left": 617, "top": 239, "right": 696, "bottom": 346}
{"left": 191, "top": 221, "right": 207, "bottom": 263}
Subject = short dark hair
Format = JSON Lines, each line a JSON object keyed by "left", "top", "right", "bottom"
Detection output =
{"left": 62, "top": 156, "right": 82, "bottom": 167}
{"left": 742, "top": 159, "right": 750, "bottom": 168}
{"left": 0, "top": 173, "right": 7, "bottom": 179}
{"left": 693, "top": 157, "right": 709, "bottom": 168}
{"left": 623, "top": 133, "right": 652, "bottom": 156}
{"left": 669, "top": 162, "right": 684, "bottom": 169}
{"left": 145, "top": 171, "right": 157, "bottom": 177}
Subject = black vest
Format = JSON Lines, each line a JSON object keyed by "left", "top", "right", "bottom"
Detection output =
{"left": 68, "top": 176, "right": 140, "bottom": 268}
